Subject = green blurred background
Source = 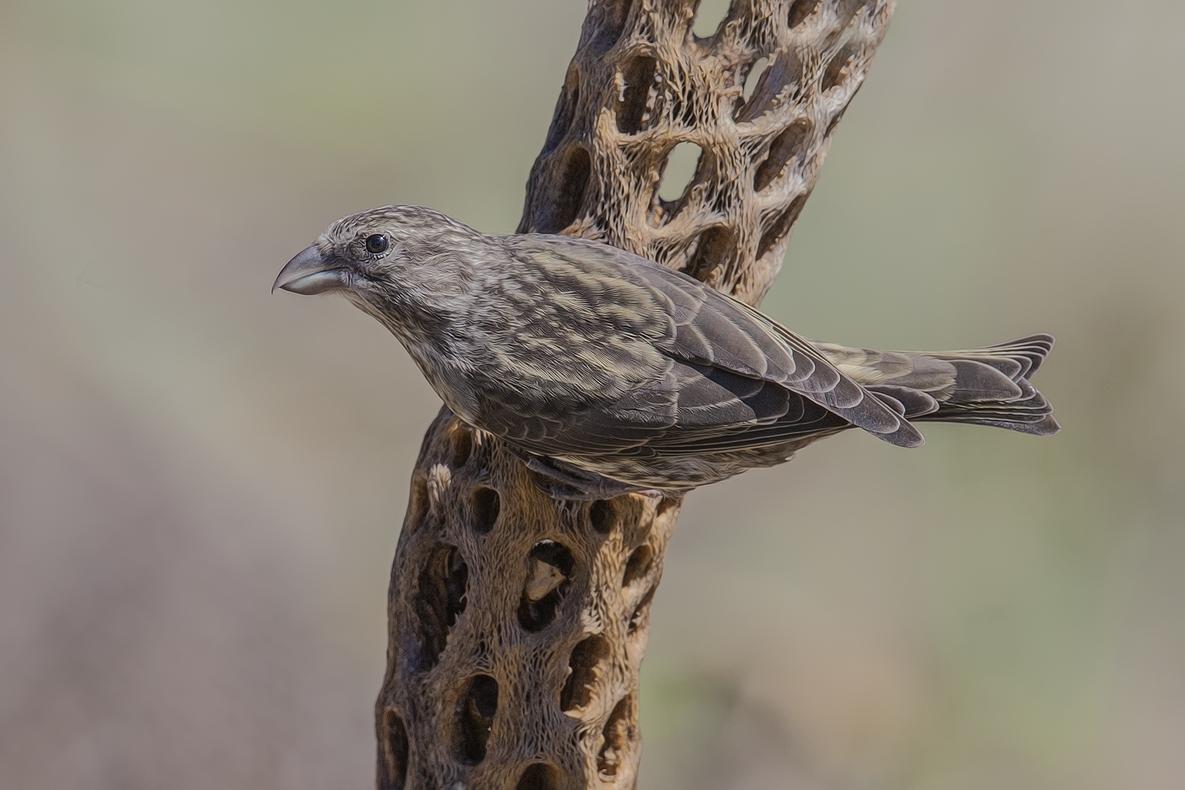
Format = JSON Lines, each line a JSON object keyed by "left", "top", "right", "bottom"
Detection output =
{"left": 1, "top": 1, "right": 1182, "bottom": 787}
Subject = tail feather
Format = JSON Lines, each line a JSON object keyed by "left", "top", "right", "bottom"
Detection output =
{"left": 945, "top": 359, "right": 1024, "bottom": 400}
{"left": 869, "top": 384, "right": 940, "bottom": 418}
{"left": 818, "top": 333, "right": 1059, "bottom": 438}
{"left": 929, "top": 333, "right": 1055, "bottom": 380}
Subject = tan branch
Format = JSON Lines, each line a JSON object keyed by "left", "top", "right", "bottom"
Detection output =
{"left": 376, "top": 2, "right": 895, "bottom": 787}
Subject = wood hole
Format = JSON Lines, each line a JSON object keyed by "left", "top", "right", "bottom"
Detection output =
{"left": 471, "top": 487, "right": 500, "bottom": 534}
{"left": 597, "top": 694, "right": 636, "bottom": 778}
{"left": 413, "top": 545, "right": 468, "bottom": 670}
{"left": 451, "top": 428, "right": 473, "bottom": 467}
{"left": 692, "top": 0, "right": 730, "bottom": 39}
{"left": 735, "top": 52, "right": 803, "bottom": 123}
{"left": 592, "top": 0, "right": 635, "bottom": 53}
{"left": 407, "top": 475, "right": 429, "bottom": 529}
{"left": 742, "top": 56, "right": 769, "bottom": 102}
{"left": 518, "top": 541, "right": 575, "bottom": 632}
{"left": 822, "top": 45, "right": 859, "bottom": 92}
{"left": 516, "top": 763, "right": 564, "bottom": 790}
{"left": 534, "top": 144, "right": 590, "bottom": 234}
{"left": 588, "top": 499, "right": 617, "bottom": 534}
{"left": 615, "top": 54, "right": 658, "bottom": 134}
{"left": 560, "top": 634, "right": 611, "bottom": 712}
{"left": 378, "top": 708, "right": 409, "bottom": 790}
{"left": 685, "top": 225, "right": 735, "bottom": 282}
{"left": 788, "top": 0, "right": 821, "bottom": 28}
{"left": 754, "top": 118, "right": 813, "bottom": 192}
{"left": 452, "top": 674, "right": 498, "bottom": 764}
{"left": 627, "top": 585, "right": 656, "bottom": 636}
{"left": 622, "top": 545, "right": 653, "bottom": 587}
{"left": 756, "top": 195, "right": 807, "bottom": 261}
{"left": 657, "top": 142, "right": 702, "bottom": 203}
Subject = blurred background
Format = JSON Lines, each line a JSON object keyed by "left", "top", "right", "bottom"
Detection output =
{"left": 1, "top": 0, "right": 1182, "bottom": 787}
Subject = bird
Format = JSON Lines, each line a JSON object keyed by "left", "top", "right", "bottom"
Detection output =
{"left": 274, "top": 205, "right": 1058, "bottom": 499}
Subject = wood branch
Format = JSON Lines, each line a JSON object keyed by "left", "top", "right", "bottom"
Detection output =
{"left": 376, "top": 2, "right": 895, "bottom": 788}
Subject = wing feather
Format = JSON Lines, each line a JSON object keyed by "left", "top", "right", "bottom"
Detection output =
{"left": 496, "top": 235, "right": 925, "bottom": 459}
{"left": 619, "top": 252, "right": 922, "bottom": 447}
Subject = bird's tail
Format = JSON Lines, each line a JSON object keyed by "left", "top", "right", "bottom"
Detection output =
{"left": 815, "top": 333, "right": 1060, "bottom": 437}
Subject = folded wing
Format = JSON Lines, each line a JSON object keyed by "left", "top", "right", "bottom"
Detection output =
{"left": 504, "top": 236, "right": 923, "bottom": 457}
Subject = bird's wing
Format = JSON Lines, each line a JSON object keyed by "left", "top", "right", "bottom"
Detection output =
{"left": 612, "top": 360, "right": 856, "bottom": 457}
{"left": 472, "top": 375, "right": 677, "bottom": 455}
{"left": 513, "top": 235, "right": 923, "bottom": 450}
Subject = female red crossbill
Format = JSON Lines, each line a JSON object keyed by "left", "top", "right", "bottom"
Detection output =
{"left": 275, "top": 205, "right": 1057, "bottom": 498}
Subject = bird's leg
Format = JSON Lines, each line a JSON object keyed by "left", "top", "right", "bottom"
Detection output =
{"left": 515, "top": 452, "right": 651, "bottom": 501}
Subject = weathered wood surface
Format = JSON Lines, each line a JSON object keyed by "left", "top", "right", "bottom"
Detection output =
{"left": 376, "top": 2, "right": 895, "bottom": 787}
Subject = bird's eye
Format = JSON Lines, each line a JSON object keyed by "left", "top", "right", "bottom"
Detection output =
{"left": 364, "top": 234, "right": 389, "bottom": 255}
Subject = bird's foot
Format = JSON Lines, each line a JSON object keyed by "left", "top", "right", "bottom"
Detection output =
{"left": 518, "top": 454, "right": 646, "bottom": 501}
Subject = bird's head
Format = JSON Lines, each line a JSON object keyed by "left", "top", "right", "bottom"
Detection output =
{"left": 273, "top": 204, "right": 482, "bottom": 339}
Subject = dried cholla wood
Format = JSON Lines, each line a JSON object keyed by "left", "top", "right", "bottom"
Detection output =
{"left": 376, "top": 1, "right": 895, "bottom": 788}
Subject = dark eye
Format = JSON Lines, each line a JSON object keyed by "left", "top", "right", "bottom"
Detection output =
{"left": 364, "top": 234, "right": 389, "bottom": 255}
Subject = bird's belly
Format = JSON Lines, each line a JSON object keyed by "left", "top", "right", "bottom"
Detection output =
{"left": 554, "top": 446, "right": 792, "bottom": 492}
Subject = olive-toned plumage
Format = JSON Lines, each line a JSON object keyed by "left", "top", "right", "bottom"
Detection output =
{"left": 275, "top": 205, "right": 1058, "bottom": 497}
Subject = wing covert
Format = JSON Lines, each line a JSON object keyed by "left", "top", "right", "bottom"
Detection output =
{"left": 499, "top": 234, "right": 924, "bottom": 454}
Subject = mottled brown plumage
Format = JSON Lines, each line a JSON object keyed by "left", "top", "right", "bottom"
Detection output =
{"left": 275, "top": 205, "right": 1058, "bottom": 497}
